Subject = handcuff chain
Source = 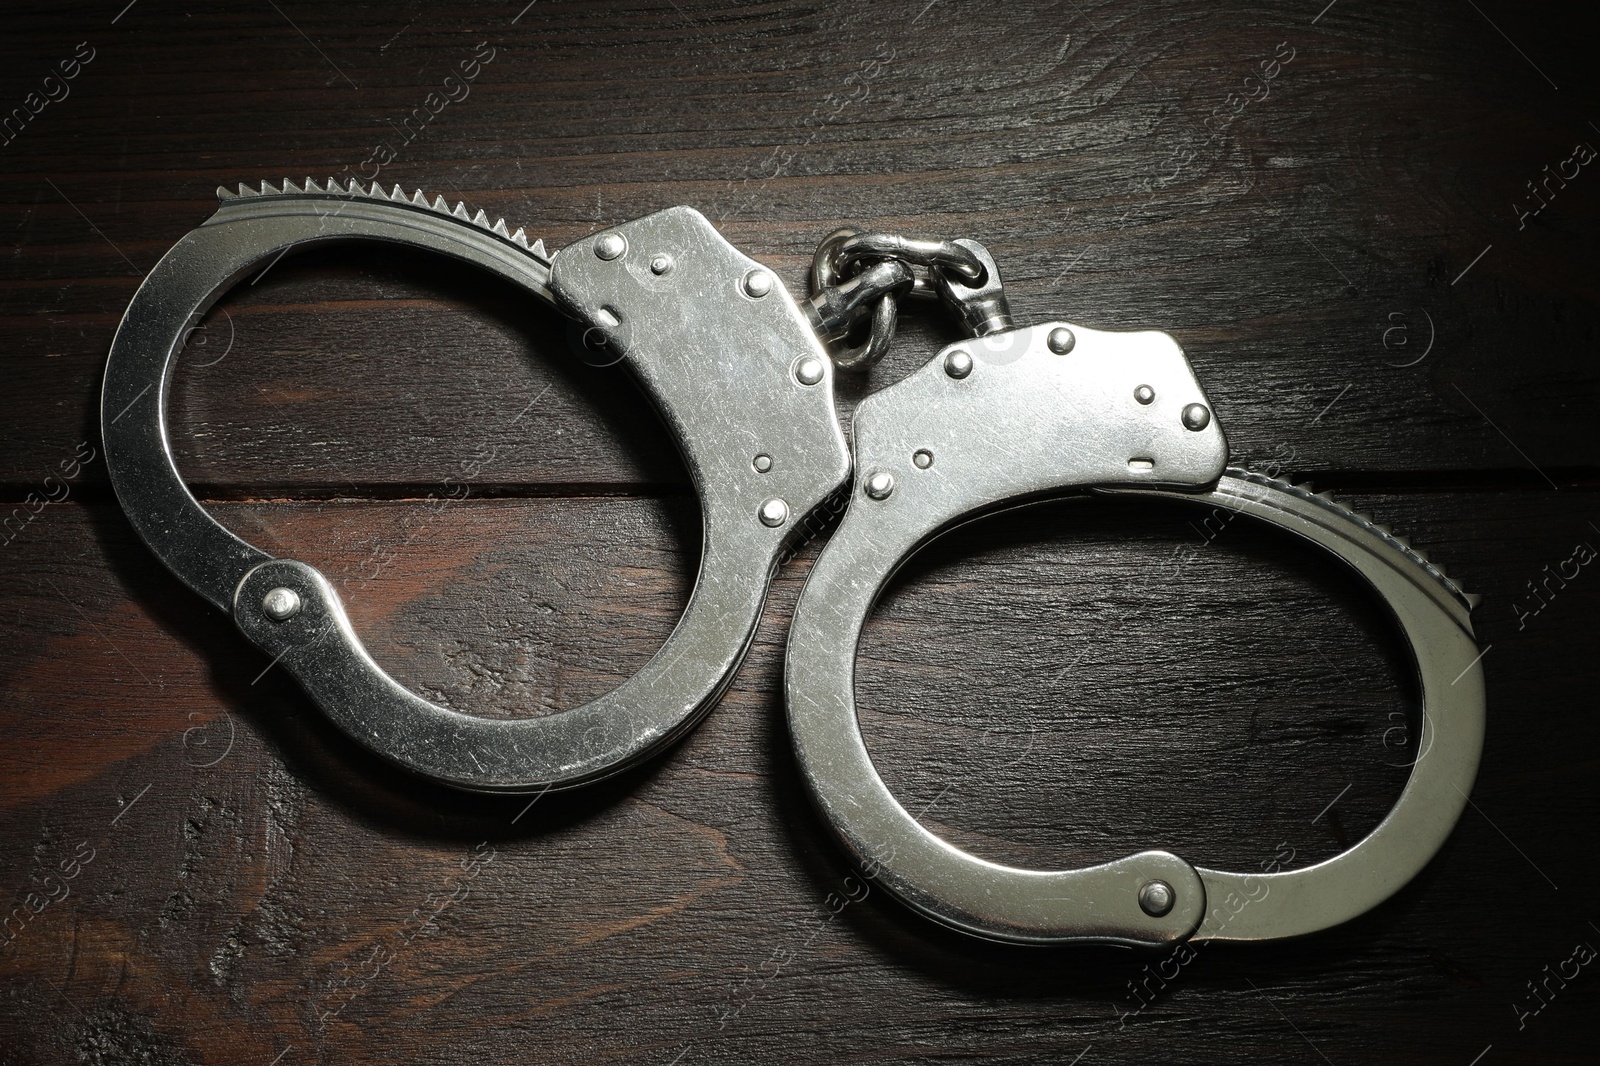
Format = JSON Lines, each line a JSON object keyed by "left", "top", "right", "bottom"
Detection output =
{"left": 802, "top": 227, "right": 1014, "bottom": 371}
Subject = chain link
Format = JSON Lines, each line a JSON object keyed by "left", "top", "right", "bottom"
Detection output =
{"left": 802, "top": 227, "right": 1013, "bottom": 371}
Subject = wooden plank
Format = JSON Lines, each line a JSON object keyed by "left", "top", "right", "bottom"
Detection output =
{"left": 2, "top": 1, "right": 1598, "bottom": 488}
{"left": 0, "top": 491, "right": 1594, "bottom": 1062}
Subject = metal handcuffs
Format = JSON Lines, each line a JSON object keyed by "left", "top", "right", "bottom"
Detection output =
{"left": 103, "top": 186, "right": 850, "bottom": 793}
{"left": 102, "top": 182, "right": 1485, "bottom": 947}
{"left": 787, "top": 225, "right": 1486, "bottom": 948}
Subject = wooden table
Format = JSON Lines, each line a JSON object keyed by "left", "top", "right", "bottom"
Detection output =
{"left": 3, "top": 2, "right": 1597, "bottom": 1062}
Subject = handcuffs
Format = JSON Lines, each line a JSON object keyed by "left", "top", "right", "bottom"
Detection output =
{"left": 102, "top": 180, "right": 1486, "bottom": 947}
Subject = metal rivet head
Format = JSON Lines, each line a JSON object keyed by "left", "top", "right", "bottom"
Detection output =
{"left": 1134, "top": 384, "right": 1155, "bottom": 405}
{"left": 944, "top": 350, "right": 973, "bottom": 379}
{"left": 742, "top": 269, "right": 773, "bottom": 298}
{"left": 261, "top": 587, "right": 301, "bottom": 622}
{"left": 1047, "top": 327, "right": 1076, "bottom": 354}
{"left": 594, "top": 233, "right": 626, "bottom": 261}
{"left": 794, "top": 356, "right": 825, "bottom": 386}
{"left": 753, "top": 454, "right": 773, "bottom": 473}
{"left": 1138, "top": 880, "right": 1175, "bottom": 917}
{"left": 864, "top": 471, "right": 895, "bottom": 500}
{"left": 649, "top": 253, "right": 674, "bottom": 275}
{"left": 912, "top": 449, "right": 934, "bottom": 469}
{"left": 758, "top": 498, "right": 789, "bottom": 527}
{"left": 1181, "top": 403, "right": 1212, "bottom": 431}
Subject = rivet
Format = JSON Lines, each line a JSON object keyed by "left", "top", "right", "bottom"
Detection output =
{"left": 1047, "top": 327, "right": 1076, "bottom": 354}
{"left": 912, "top": 449, "right": 934, "bottom": 469}
{"left": 1134, "top": 384, "right": 1155, "bottom": 405}
{"left": 742, "top": 269, "right": 774, "bottom": 298}
{"left": 594, "top": 233, "right": 626, "bottom": 260}
{"left": 944, "top": 349, "right": 974, "bottom": 379}
{"left": 864, "top": 471, "right": 895, "bottom": 500}
{"left": 1181, "top": 403, "right": 1212, "bottom": 431}
{"left": 753, "top": 454, "right": 773, "bottom": 473}
{"left": 1138, "top": 880, "right": 1175, "bottom": 917}
{"left": 795, "top": 356, "right": 825, "bottom": 386}
{"left": 261, "top": 586, "right": 302, "bottom": 622}
{"left": 650, "top": 253, "right": 674, "bottom": 275}
{"left": 758, "top": 498, "right": 789, "bottom": 527}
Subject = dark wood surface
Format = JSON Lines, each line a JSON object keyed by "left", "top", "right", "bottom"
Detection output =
{"left": 3, "top": 2, "right": 1598, "bottom": 1063}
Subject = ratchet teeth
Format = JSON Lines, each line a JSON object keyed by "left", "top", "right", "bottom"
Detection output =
{"left": 213, "top": 177, "right": 551, "bottom": 262}
{"left": 1228, "top": 467, "right": 1480, "bottom": 614}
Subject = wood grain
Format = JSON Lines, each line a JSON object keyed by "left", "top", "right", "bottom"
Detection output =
{"left": 3, "top": 1, "right": 1599, "bottom": 1063}
{"left": 2, "top": 489, "right": 1596, "bottom": 1063}
{"left": 4, "top": 2, "right": 1600, "bottom": 490}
